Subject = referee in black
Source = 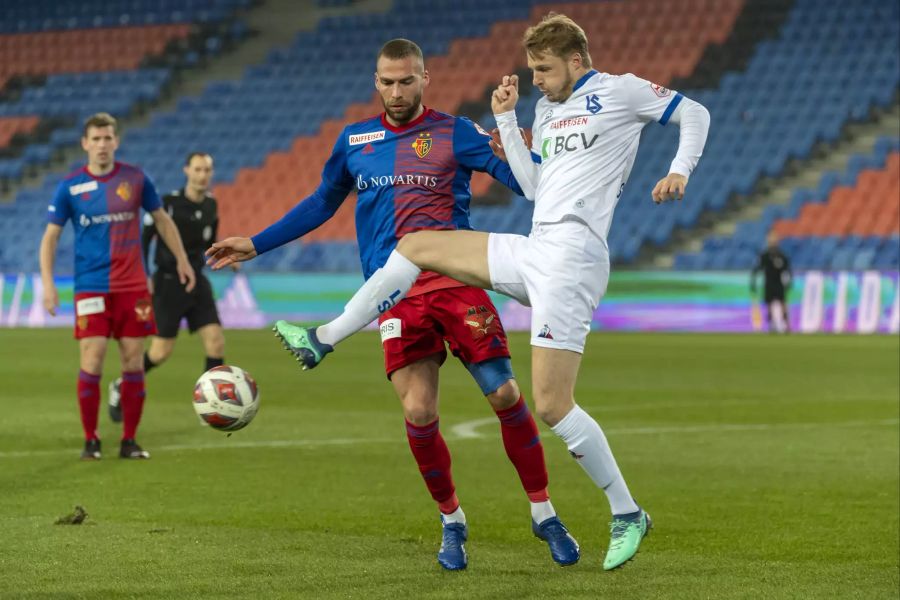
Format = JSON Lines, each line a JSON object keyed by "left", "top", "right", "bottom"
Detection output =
{"left": 751, "top": 231, "right": 793, "bottom": 333}
{"left": 110, "top": 152, "right": 233, "bottom": 421}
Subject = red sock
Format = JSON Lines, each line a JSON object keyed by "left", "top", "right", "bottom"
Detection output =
{"left": 496, "top": 396, "right": 549, "bottom": 502}
{"left": 405, "top": 419, "right": 459, "bottom": 514}
{"left": 120, "top": 371, "right": 146, "bottom": 441}
{"left": 77, "top": 370, "right": 101, "bottom": 441}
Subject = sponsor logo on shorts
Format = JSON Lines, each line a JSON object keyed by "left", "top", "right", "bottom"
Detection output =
{"left": 380, "top": 318, "right": 402, "bottom": 342}
{"left": 464, "top": 305, "right": 500, "bottom": 340}
{"left": 537, "top": 323, "right": 554, "bottom": 340}
{"left": 77, "top": 316, "right": 88, "bottom": 330}
{"left": 411, "top": 132, "right": 432, "bottom": 159}
{"left": 69, "top": 181, "right": 98, "bottom": 196}
{"left": 76, "top": 296, "right": 105, "bottom": 316}
{"left": 349, "top": 131, "right": 386, "bottom": 146}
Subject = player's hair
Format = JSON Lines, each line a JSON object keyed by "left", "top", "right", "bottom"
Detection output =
{"left": 82, "top": 112, "right": 118, "bottom": 137}
{"left": 523, "top": 13, "right": 592, "bottom": 69}
{"left": 184, "top": 151, "right": 212, "bottom": 166}
{"left": 377, "top": 38, "right": 425, "bottom": 71}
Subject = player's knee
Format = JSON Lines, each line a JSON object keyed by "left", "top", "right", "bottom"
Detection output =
{"left": 486, "top": 379, "right": 519, "bottom": 411}
{"left": 532, "top": 396, "right": 570, "bottom": 427}
{"left": 403, "top": 402, "right": 438, "bottom": 426}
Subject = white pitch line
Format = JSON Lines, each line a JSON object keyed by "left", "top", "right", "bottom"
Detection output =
{"left": 0, "top": 419, "right": 896, "bottom": 460}
{"left": 449, "top": 417, "right": 900, "bottom": 440}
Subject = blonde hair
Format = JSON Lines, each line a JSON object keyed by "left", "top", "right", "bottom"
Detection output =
{"left": 523, "top": 13, "right": 592, "bottom": 68}
{"left": 82, "top": 112, "right": 118, "bottom": 137}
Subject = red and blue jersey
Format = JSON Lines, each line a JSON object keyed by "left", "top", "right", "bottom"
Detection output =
{"left": 48, "top": 161, "right": 161, "bottom": 293}
{"left": 251, "top": 108, "right": 523, "bottom": 296}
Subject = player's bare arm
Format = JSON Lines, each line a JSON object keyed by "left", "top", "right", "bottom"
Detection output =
{"left": 39, "top": 223, "right": 63, "bottom": 315}
{"left": 205, "top": 237, "right": 258, "bottom": 270}
{"left": 651, "top": 173, "right": 688, "bottom": 204}
{"left": 150, "top": 207, "right": 197, "bottom": 291}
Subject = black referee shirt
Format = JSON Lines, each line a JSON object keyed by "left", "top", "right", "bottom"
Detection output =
{"left": 143, "top": 188, "right": 218, "bottom": 274}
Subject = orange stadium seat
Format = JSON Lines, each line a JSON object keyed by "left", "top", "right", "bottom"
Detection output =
{"left": 0, "top": 25, "right": 191, "bottom": 84}
{"left": 772, "top": 151, "right": 900, "bottom": 239}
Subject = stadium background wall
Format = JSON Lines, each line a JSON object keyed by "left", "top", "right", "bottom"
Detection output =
{"left": 2, "top": 270, "right": 897, "bottom": 334}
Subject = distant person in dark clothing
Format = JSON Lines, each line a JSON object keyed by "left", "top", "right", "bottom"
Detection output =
{"left": 751, "top": 232, "right": 792, "bottom": 333}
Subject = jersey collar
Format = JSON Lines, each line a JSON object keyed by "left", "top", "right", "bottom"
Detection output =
{"left": 380, "top": 106, "right": 432, "bottom": 133}
{"left": 572, "top": 69, "right": 600, "bottom": 94}
{"left": 83, "top": 161, "right": 121, "bottom": 182}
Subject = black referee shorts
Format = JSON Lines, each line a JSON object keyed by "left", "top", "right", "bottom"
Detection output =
{"left": 152, "top": 271, "right": 221, "bottom": 338}
{"left": 764, "top": 285, "right": 787, "bottom": 304}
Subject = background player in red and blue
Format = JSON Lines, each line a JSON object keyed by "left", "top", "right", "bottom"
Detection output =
{"left": 207, "top": 39, "right": 579, "bottom": 570}
{"left": 39, "top": 112, "right": 196, "bottom": 460}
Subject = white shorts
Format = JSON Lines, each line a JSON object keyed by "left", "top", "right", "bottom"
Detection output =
{"left": 488, "top": 220, "right": 610, "bottom": 353}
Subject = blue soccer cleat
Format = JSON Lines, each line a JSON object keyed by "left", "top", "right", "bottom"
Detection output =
{"left": 437, "top": 518, "right": 468, "bottom": 571}
{"left": 273, "top": 321, "right": 333, "bottom": 370}
{"left": 532, "top": 516, "right": 580, "bottom": 566}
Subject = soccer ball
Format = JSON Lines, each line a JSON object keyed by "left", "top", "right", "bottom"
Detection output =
{"left": 193, "top": 365, "right": 260, "bottom": 431}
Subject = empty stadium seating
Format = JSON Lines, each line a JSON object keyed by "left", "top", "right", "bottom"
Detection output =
{"left": 674, "top": 137, "right": 900, "bottom": 271}
{"left": 1, "top": 0, "right": 898, "bottom": 277}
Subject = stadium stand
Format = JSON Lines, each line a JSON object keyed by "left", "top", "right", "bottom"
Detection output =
{"left": 1, "top": 0, "right": 898, "bottom": 277}
{"left": 0, "top": 0, "right": 251, "bottom": 184}
{"left": 674, "top": 137, "right": 900, "bottom": 271}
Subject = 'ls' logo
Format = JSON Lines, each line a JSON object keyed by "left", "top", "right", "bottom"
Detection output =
{"left": 585, "top": 94, "right": 602, "bottom": 114}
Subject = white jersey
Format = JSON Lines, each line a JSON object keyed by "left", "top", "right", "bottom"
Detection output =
{"left": 498, "top": 70, "right": 693, "bottom": 240}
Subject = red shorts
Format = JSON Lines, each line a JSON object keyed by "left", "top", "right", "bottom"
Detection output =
{"left": 377, "top": 286, "right": 510, "bottom": 377}
{"left": 73, "top": 290, "right": 157, "bottom": 339}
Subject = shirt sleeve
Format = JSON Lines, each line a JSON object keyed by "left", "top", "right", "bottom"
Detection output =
{"left": 141, "top": 208, "right": 158, "bottom": 264}
{"left": 452, "top": 117, "right": 524, "bottom": 196}
{"left": 250, "top": 132, "right": 353, "bottom": 255}
{"left": 47, "top": 180, "right": 71, "bottom": 225}
{"left": 141, "top": 172, "right": 163, "bottom": 212}
{"left": 495, "top": 110, "right": 539, "bottom": 201}
{"left": 622, "top": 73, "right": 684, "bottom": 125}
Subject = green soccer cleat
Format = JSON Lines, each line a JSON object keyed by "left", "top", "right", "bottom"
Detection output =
{"left": 603, "top": 509, "right": 652, "bottom": 571}
{"left": 273, "top": 321, "right": 333, "bottom": 370}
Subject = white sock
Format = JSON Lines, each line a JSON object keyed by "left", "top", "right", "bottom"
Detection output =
{"left": 530, "top": 499, "right": 557, "bottom": 524}
{"left": 317, "top": 250, "right": 420, "bottom": 346}
{"left": 441, "top": 506, "right": 466, "bottom": 525}
{"left": 551, "top": 405, "right": 639, "bottom": 516}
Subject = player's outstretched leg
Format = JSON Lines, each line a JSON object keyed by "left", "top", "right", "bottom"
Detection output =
{"left": 532, "top": 516, "right": 580, "bottom": 566}
{"left": 273, "top": 321, "right": 333, "bottom": 370}
{"left": 108, "top": 377, "right": 123, "bottom": 423}
{"left": 603, "top": 508, "right": 652, "bottom": 570}
{"left": 437, "top": 515, "right": 468, "bottom": 570}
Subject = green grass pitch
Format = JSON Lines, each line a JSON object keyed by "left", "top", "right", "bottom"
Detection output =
{"left": 0, "top": 329, "right": 897, "bottom": 599}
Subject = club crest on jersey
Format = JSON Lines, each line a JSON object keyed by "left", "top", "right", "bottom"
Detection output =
{"left": 116, "top": 181, "right": 132, "bottom": 202}
{"left": 464, "top": 305, "right": 500, "bottom": 340}
{"left": 411, "top": 132, "right": 432, "bottom": 159}
{"left": 650, "top": 83, "right": 671, "bottom": 98}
